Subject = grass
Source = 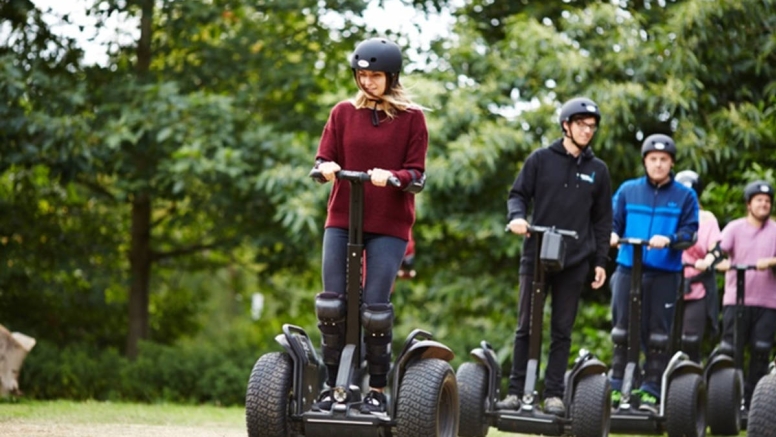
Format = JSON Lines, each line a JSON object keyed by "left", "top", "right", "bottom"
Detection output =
{"left": 0, "top": 399, "right": 244, "bottom": 426}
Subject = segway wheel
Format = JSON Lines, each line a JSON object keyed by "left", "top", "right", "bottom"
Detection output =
{"left": 707, "top": 367, "right": 743, "bottom": 435}
{"left": 395, "top": 358, "right": 459, "bottom": 437}
{"left": 748, "top": 373, "right": 776, "bottom": 437}
{"left": 665, "top": 372, "right": 706, "bottom": 437}
{"left": 246, "top": 352, "right": 293, "bottom": 437}
{"left": 456, "top": 362, "right": 489, "bottom": 437}
{"left": 570, "top": 373, "right": 611, "bottom": 437}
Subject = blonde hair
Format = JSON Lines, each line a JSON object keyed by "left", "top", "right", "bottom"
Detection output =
{"left": 352, "top": 84, "right": 422, "bottom": 120}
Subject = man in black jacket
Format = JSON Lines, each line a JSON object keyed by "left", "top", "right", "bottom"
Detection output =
{"left": 496, "top": 97, "right": 613, "bottom": 415}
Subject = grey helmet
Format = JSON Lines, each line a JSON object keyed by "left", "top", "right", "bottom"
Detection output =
{"left": 743, "top": 180, "right": 774, "bottom": 203}
{"left": 641, "top": 134, "right": 676, "bottom": 160}
{"left": 350, "top": 38, "right": 402, "bottom": 90}
{"left": 559, "top": 97, "right": 601, "bottom": 134}
{"left": 675, "top": 170, "right": 702, "bottom": 198}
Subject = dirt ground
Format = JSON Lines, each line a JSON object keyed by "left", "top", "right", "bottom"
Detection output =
{"left": 0, "top": 422, "right": 246, "bottom": 437}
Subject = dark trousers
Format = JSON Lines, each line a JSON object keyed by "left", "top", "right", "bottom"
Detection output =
{"left": 322, "top": 227, "right": 407, "bottom": 305}
{"left": 682, "top": 298, "right": 708, "bottom": 363}
{"left": 610, "top": 267, "right": 680, "bottom": 397}
{"left": 506, "top": 261, "right": 588, "bottom": 399}
{"left": 320, "top": 227, "right": 407, "bottom": 388}
{"left": 720, "top": 305, "right": 776, "bottom": 407}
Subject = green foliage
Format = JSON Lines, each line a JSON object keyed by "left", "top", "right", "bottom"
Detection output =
{"left": 20, "top": 338, "right": 262, "bottom": 406}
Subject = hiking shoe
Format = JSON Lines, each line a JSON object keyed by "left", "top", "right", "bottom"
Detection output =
{"left": 637, "top": 391, "right": 658, "bottom": 415}
{"left": 495, "top": 394, "right": 521, "bottom": 410}
{"left": 544, "top": 397, "right": 565, "bottom": 416}
{"left": 311, "top": 388, "right": 334, "bottom": 411}
{"left": 611, "top": 390, "right": 621, "bottom": 408}
{"left": 360, "top": 390, "right": 388, "bottom": 414}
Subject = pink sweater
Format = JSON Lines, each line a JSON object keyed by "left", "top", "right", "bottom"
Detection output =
{"left": 682, "top": 210, "right": 722, "bottom": 300}
{"left": 315, "top": 100, "right": 428, "bottom": 240}
{"left": 719, "top": 217, "right": 776, "bottom": 309}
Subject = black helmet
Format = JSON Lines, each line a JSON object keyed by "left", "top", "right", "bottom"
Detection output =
{"left": 559, "top": 97, "right": 601, "bottom": 133}
{"left": 675, "top": 170, "right": 703, "bottom": 198}
{"left": 641, "top": 134, "right": 676, "bottom": 160}
{"left": 351, "top": 38, "right": 402, "bottom": 89}
{"left": 743, "top": 180, "right": 774, "bottom": 203}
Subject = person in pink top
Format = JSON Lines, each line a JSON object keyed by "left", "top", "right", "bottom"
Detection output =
{"left": 716, "top": 180, "right": 776, "bottom": 410}
{"left": 311, "top": 37, "right": 428, "bottom": 415}
{"left": 676, "top": 170, "right": 724, "bottom": 363}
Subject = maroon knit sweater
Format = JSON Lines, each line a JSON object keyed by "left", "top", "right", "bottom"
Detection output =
{"left": 315, "top": 100, "right": 428, "bottom": 240}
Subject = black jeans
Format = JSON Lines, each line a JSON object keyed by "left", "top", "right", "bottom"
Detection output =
{"left": 506, "top": 261, "right": 588, "bottom": 399}
{"left": 720, "top": 305, "right": 776, "bottom": 407}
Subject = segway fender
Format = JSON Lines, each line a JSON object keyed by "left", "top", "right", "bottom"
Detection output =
{"left": 276, "top": 324, "right": 325, "bottom": 414}
{"left": 402, "top": 339, "right": 455, "bottom": 363}
{"left": 704, "top": 353, "right": 735, "bottom": 381}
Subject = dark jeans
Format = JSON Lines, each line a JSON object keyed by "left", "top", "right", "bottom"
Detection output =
{"left": 610, "top": 267, "right": 680, "bottom": 397}
{"left": 322, "top": 227, "right": 407, "bottom": 305}
{"left": 320, "top": 227, "right": 407, "bottom": 388}
{"left": 720, "top": 305, "right": 776, "bottom": 407}
{"left": 506, "top": 261, "right": 588, "bottom": 399}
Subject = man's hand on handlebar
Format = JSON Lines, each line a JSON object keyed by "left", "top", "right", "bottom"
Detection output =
{"left": 507, "top": 218, "right": 530, "bottom": 236}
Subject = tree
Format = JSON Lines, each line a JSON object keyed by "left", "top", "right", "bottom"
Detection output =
{"left": 0, "top": 0, "right": 369, "bottom": 357}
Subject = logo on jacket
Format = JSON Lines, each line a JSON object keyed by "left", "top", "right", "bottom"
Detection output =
{"left": 577, "top": 172, "right": 596, "bottom": 184}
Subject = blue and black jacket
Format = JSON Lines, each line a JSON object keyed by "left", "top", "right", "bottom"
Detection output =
{"left": 613, "top": 175, "right": 699, "bottom": 272}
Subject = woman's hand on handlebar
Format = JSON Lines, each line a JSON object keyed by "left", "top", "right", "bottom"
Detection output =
{"left": 367, "top": 168, "right": 394, "bottom": 187}
{"left": 318, "top": 161, "right": 341, "bottom": 182}
{"left": 507, "top": 218, "right": 529, "bottom": 236}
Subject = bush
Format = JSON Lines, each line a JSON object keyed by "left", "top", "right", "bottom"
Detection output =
{"left": 19, "top": 338, "right": 265, "bottom": 406}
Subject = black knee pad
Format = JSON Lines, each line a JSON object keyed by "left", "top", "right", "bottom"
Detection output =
{"left": 753, "top": 340, "right": 773, "bottom": 363}
{"left": 361, "top": 303, "right": 394, "bottom": 379}
{"left": 682, "top": 334, "right": 702, "bottom": 362}
{"left": 611, "top": 327, "right": 628, "bottom": 348}
{"left": 717, "top": 340, "right": 734, "bottom": 357}
{"left": 648, "top": 333, "right": 669, "bottom": 353}
{"left": 645, "top": 333, "right": 670, "bottom": 383}
{"left": 316, "top": 292, "right": 346, "bottom": 365}
{"left": 610, "top": 327, "right": 628, "bottom": 380}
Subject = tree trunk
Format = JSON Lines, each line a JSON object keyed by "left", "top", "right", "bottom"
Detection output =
{"left": 125, "top": 0, "right": 154, "bottom": 360}
{"left": 0, "top": 324, "right": 36, "bottom": 397}
{"left": 126, "top": 192, "right": 152, "bottom": 359}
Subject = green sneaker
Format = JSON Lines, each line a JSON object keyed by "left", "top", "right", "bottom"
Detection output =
{"left": 637, "top": 390, "right": 658, "bottom": 415}
{"left": 611, "top": 390, "right": 621, "bottom": 408}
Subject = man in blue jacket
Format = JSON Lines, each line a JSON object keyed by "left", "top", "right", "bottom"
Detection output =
{"left": 609, "top": 133, "right": 699, "bottom": 414}
{"left": 497, "top": 97, "right": 613, "bottom": 416}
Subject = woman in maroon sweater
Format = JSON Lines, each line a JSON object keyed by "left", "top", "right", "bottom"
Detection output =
{"left": 311, "top": 38, "right": 428, "bottom": 415}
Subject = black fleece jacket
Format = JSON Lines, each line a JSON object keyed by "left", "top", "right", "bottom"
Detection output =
{"left": 507, "top": 139, "right": 613, "bottom": 274}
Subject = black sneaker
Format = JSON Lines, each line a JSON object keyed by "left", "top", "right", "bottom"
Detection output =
{"left": 312, "top": 389, "right": 334, "bottom": 411}
{"left": 360, "top": 390, "right": 388, "bottom": 414}
{"left": 495, "top": 394, "right": 521, "bottom": 410}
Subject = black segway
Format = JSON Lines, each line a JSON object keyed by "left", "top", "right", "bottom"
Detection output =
{"left": 245, "top": 169, "right": 459, "bottom": 437}
{"left": 610, "top": 238, "right": 706, "bottom": 437}
{"left": 748, "top": 359, "right": 776, "bottom": 437}
{"left": 704, "top": 264, "right": 755, "bottom": 435}
{"left": 456, "top": 225, "right": 611, "bottom": 437}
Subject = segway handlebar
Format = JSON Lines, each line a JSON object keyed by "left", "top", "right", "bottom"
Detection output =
{"left": 617, "top": 237, "right": 649, "bottom": 246}
{"left": 309, "top": 169, "right": 401, "bottom": 187}
{"left": 527, "top": 225, "right": 578, "bottom": 239}
{"left": 503, "top": 223, "right": 579, "bottom": 239}
{"left": 730, "top": 264, "right": 758, "bottom": 271}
